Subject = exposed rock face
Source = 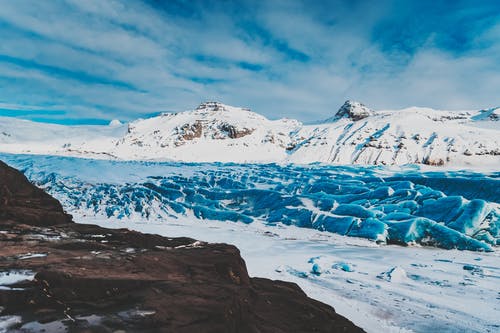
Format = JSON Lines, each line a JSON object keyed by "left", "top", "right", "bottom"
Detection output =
{"left": 0, "top": 161, "right": 72, "bottom": 226}
{"left": 334, "top": 100, "right": 374, "bottom": 121}
{"left": 196, "top": 101, "right": 227, "bottom": 112}
{"left": 177, "top": 120, "right": 203, "bottom": 141}
{"left": 0, "top": 160, "right": 364, "bottom": 333}
{"left": 220, "top": 122, "right": 255, "bottom": 139}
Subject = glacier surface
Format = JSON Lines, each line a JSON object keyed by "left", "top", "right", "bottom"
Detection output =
{"left": 2, "top": 153, "right": 498, "bottom": 252}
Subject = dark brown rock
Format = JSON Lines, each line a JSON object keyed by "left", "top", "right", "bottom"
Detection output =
{"left": 0, "top": 160, "right": 364, "bottom": 333}
{"left": 0, "top": 160, "right": 72, "bottom": 226}
{"left": 334, "top": 100, "right": 374, "bottom": 121}
{"left": 220, "top": 123, "right": 255, "bottom": 139}
{"left": 179, "top": 121, "right": 203, "bottom": 141}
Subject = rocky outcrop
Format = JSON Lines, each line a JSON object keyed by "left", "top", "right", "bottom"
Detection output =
{"left": 177, "top": 121, "right": 203, "bottom": 141}
{"left": 333, "top": 100, "right": 374, "bottom": 121}
{"left": 220, "top": 122, "right": 255, "bottom": 139}
{"left": 196, "top": 101, "right": 227, "bottom": 112}
{"left": 0, "top": 161, "right": 72, "bottom": 226}
{"left": 0, "top": 160, "right": 364, "bottom": 333}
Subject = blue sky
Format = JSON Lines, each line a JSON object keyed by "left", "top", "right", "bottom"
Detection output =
{"left": 0, "top": 0, "right": 499, "bottom": 124}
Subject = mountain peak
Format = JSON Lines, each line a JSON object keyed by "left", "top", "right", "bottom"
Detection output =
{"left": 335, "top": 100, "right": 374, "bottom": 121}
{"left": 195, "top": 102, "right": 252, "bottom": 113}
{"left": 109, "top": 119, "right": 123, "bottom": 127}
{"left": 196, "top": 101, "right": 228, "bottom": 112}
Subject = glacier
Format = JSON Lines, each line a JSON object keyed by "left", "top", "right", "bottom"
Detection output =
{"left": 2, "top": 153, "right": 498, "bottom": 252}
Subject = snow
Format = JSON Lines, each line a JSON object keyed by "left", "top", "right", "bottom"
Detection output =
{"left": 0, "top": 153, "right": 498, "bottom": 332}
{"left": 2, "top": 153, "right": 498, "bottom": 251}
{"left": 109, "top": 119, "right": 122, "bottom": 127}
{"left": 377, "top": 266, "right": 408, "bottom": 282}
{"left": 0, "top": 101, "right": 498, "bottom": 168}
{"left": 80, "top": 216, "right": 500, "bottom": 333}
{"left": 18, "top": 253, "right": 47, "bottom": 260}
{"left": 0, "top": 100, "right": 497, "bottom": 331}
{"left": 0, "top": 270, "right": 35, "bottom": 286}
{"left": 0, "top": 316, "right": 22, "bottom": 333}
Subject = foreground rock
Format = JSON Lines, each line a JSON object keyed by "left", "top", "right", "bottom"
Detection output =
{"left": 0, "top": 160, "right": 364, "bottom": 333}
{"left": 0, "top": 161, "right": 72, "bottom": 226}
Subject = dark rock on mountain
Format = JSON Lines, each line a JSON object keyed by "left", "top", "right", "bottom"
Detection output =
{"left": 178, "top": 120, "right": 203, "bottom": 141}
{"left": 220, "top": 122, "right": 255, "bottom": 139}
{"left": 334, "top": 100, "right": 374, "bottom": 121}
{"left": 196, "top": 101, "right": 228, "bottom": 112}
{"left": 0, "top": 160, "right": 364, "bottom": 333}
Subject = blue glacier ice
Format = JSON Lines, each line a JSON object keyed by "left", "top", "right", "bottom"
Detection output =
{"left": 1, "top": 153, "right": 498, "bottom": 251}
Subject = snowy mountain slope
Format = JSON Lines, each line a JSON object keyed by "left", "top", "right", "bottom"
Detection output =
{"left": 290, "top": 103, "right": 500, "bottom": 167}
{"left": 0, "top": 101, "right": 498, "bottom": 167}
{"left": 112, "top": 102, "right": 300, "bottom": 162}
{"left": 0, "top": 116, "right": 126, "bottom": 158}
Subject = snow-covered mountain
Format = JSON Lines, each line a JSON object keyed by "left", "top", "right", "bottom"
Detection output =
{"left": 1, "top": 101, "right": 498, "bottom": 167}
{"left": 113, "top": 102, "right": 299, "bottom": 162}
{"left": 291, "top": 101, "right": 499, "bottom": 167}
{"left": 0, "top": 116, "right": 126, "bottom": 159}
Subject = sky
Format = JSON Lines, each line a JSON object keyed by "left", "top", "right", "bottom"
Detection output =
{"left": 0, "top": 0, "right": 499, "bottom": 125}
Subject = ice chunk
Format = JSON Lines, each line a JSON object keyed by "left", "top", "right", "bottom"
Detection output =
{"left": 313, "top": 196, "right": 336, "bottom": 211}
{"left": 268, "top": 208, "right": 313, "bottom": 227}
{"left": 306, "top": 182, "right": 341, "bottom": 194}
{"left": 448, "top": 199, "right": 490, "bottom": 236}
{"left": 398, "top": 200, "right": 418, "bottom": 212}
{"left": 347, "top": 218, "right": 388, "bottom": 243}
{"left": 311, "top": 263, "right": 322, "bottom": 275}
{"left": 193, "top": 206, "right": 253, "bottom": 224}
{"left": 369, "top": 186, "right": 394, "bottom": 199}
{"left": 377, "top": 266, "right": 407, "bottom": 282}
{"left": 5, "top": 153, "right": 499, "bottom": 252}
{"left": 286, "top": 267, "right": 309, "bottom": 279}
{"left": 387, "top": 218, "right": 492, "bottom": 251}
{"left": 416, "top": 196, "right": 466, "bottom": 223}
{"left": 386, "top": 181, "right": 414, "bottom": 190}
{"left": 313, "top": 215, "right": 358, "bottom": 235}
{"left": 379, "top": 203, "right": 408, "bottom": 214}
{"left": 382, "top": 212, "right": 415, "bottom": 221}
{"left": 333, "top": 204, "right": 376, "bottom": 218}
{"left": 473, "top": 230, "right": 497, "bottom": 245}
{"left": 332, "top": 262, "right": 355, "bottom": 272}
{"left": 463, "top": 264, "right": 483, "bottom": 274}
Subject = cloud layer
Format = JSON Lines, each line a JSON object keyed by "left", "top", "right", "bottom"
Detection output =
{"left": 0, "top": 0, "right": 499, "bottom": 124}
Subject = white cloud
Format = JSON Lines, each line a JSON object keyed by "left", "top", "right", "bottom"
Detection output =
{"left": 0, "top": 0, "right": 498, "bottom": 123}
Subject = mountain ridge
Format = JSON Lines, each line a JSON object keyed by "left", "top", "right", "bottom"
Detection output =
{"left": 0, "top": 101, "right": 498, "bottom": 167}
